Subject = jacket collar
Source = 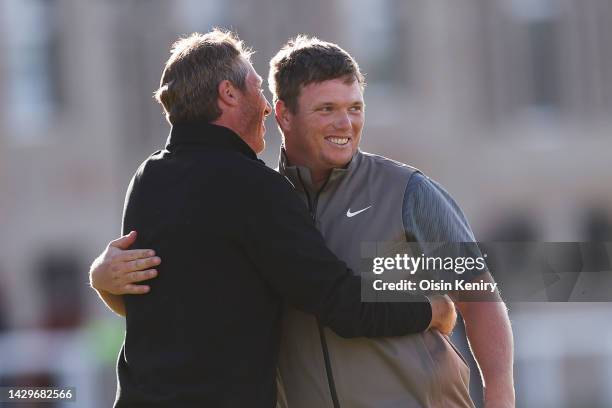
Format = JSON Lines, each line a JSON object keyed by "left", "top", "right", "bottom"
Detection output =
{"left": 165, "top": 121, "right": 258, "bottom": 161}
{"left": 278, "top": 147, "right": 362, "bottom": 193}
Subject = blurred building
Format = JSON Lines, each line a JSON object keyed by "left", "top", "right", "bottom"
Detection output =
{"left": 0, "top": 0, "right": 611, "bottom": 406}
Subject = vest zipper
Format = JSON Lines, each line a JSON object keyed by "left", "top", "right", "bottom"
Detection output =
{"left": 296, "top": 169, "right": 340, "bottom": 408}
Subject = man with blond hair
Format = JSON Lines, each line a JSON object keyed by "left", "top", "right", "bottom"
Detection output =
{"left": 94, "top": 29, "right": 455, "bottom": 408}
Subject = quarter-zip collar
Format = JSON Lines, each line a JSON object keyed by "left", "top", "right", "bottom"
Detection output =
{"left": 278, "top": 147, "right": 362, "bottom": 194}
{"left": 166, "top": 121, "right": 259, "bottom": 161}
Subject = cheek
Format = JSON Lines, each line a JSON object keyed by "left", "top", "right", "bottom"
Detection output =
{"left": 312, "top": 118, "right": 334, "bottom": 137}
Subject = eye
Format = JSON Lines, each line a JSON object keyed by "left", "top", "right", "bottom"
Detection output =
{"left": 349, "top": 105, "right": 363, "bottom": 112}
{"left": 317, "top": 106, "right": 333, "bottom": 112}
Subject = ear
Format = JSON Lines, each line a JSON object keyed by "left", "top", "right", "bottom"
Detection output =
{"left": 275, "top": 100, "right": 293, "bottom": 132}
{"left": 217, "top": 80, "right": 240, "bottom": 108}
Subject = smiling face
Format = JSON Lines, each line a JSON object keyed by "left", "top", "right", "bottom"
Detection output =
{"left": 279, "top": 77, "right": 364, "bottom": 181}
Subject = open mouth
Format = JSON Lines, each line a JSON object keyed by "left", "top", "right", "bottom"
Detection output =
{"left": 325, "top": 136, "right": 350, "bottom": 146}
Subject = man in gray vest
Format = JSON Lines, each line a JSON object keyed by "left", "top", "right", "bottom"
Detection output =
{"left": 267, "top": 36, "right": 514, "bottom": 408}
{"left": 90, "top": 36, "right": 514, "bottom": 407}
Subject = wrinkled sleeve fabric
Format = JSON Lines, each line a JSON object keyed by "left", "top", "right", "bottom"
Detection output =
{"left": 402, "top": 172, "right": 488, "bottom": 280}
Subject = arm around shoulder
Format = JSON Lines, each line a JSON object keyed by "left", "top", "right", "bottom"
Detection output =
{"left": 240, "top": 169, "right": 435, "bottom": 337}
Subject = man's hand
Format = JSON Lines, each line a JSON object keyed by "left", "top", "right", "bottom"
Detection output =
{"left": 427, "top": 294, "right": 457, "bottom": 335}
{"left": 89, "top": 231, "right": 161, "bottom": 295}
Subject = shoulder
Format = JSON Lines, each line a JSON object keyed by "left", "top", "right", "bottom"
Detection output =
{"left": 405, "top": 172, "right": 454, "bottom": 207}
{"left": 243, "top": 158, "right": 295, "bottom": 190}
{"left": 402, "top": 172, "right": 476, "bottom": 242}
{"left": 403, "top": 172, "right": 464, "bottom": 226}
{"left": 129, "top": 150, "right": 166, "bottom": 184}
{"left": 359, "top": 151, "right": 419, "bottom": 177}
{"left": 229, "top": 157, "right": 299, "bottom": 209}
{"left": 355, "top": 152, "right": 420, "bottom": 200}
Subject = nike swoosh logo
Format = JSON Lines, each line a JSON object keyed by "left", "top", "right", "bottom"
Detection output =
{"left": 346, "top": 205, "right": 372, "bottom": 218}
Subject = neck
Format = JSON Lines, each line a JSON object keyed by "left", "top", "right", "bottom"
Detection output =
{"left": 212, "top": 115, "right": 260, "bottom": 153}
{"left": 211, "top": 116, "right": 242, "bottom": 139}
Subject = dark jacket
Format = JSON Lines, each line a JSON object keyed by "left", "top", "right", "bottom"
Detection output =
{"left": 115, "top": 121, "right": 432, "bottom": 408}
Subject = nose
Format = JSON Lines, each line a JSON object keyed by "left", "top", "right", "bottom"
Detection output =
{"left": 263, "top": 96, "right": 272, "bottom": 117}
{"left": 334, "top": 111, "right": 351, "bottom": 130}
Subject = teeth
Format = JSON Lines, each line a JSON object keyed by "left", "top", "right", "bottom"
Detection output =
{"left": 328, "top": 137, "right": 349, "bottom": 145}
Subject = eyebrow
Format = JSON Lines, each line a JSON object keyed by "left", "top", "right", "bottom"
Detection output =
{"left": 315, "top": 101, "right": 364, "bottom": 107}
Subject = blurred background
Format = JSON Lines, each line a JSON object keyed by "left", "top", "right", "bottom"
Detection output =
{"left": 0, "top": 0, "right": 611, "bottom": 407}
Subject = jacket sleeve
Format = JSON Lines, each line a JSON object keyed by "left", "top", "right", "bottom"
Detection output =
{"left": 239, "top": 167, "right": 432, "bottom": 338}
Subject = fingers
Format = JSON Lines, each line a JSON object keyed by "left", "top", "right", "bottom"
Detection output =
{"left": 111, "top": 272, "right": 157, "bottom": 295}
{"left": 123, "top": 284, "right": 151, "bottom": 295}
{"left": 428, "top": 294, "right": 457, "bottom": 334}
{"left": 122, "top": 257, "right": 161, "bottom": 273}
{"left": 109, "top": 231, "right": 137, "bottom": 250}
{"left": 126, "top": 269, "right": 158, "bottom": 283}
{"left": 116, "top": 249, "right": 157, "bottom": 263}
{"left": 115, "top": 274, "right": 155, "bottom": 294}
